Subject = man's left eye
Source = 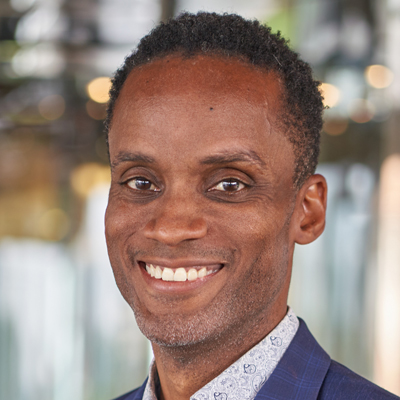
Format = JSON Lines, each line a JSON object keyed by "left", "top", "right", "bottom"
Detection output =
{"left": 211, "top": 179, "right": 246, "bottom": 193}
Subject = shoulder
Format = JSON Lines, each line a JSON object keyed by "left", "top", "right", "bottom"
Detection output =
{"left": 319, "top": 360, "right": 400, "bottom": 400}
{"left": 261, "top": 318, "right": 400, "bottom": 400}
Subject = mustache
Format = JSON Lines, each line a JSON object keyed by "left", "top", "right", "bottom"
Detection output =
{"left": 128, "top": 243, "right": 235, "bottom": 264}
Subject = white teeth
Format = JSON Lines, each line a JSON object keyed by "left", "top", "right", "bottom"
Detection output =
{"left": 161, "top": 267, "right": 174, "bottom": 281}
{"left": 174, "top": 268, "right": 187, "bottom": 282}
{"left": 155, "top": 266, "right": 162, "bottom": 279}
{"left": 198, "top": 267, "right": 207, "bottom": 278}
{"left": 187, "top": 268, "right": 198, "bottom": 281}
{"left": 145, "top": 264, "right": 220, "bottom": 281}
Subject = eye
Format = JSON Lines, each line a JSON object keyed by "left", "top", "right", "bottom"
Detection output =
{"left": 211, "top": 178, "right": 246, "bottom": 193}
{"left": 126, "top": 177, "right": 159, "bottom": 192}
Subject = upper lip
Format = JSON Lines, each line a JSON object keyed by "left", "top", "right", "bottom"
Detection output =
{"left": 139, "top": 259, "right": 225, "bottom": 270}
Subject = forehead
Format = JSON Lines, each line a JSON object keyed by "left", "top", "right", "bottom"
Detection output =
{"left": 116, "top": 54, "right": 283, "bottom": 117}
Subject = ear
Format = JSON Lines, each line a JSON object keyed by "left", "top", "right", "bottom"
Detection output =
{"left": 293, "top": 174, "right": 327, "bottom": 245}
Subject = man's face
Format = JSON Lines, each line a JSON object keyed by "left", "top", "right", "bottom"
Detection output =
{"left": 105, "top": 54, "right": 298, "bottom": 347}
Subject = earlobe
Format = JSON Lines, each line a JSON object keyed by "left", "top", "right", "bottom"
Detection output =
{"left": 294, "top": 174, "right": 327, "bottom": 245}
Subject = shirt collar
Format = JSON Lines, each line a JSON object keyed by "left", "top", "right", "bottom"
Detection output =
{"left": 143, "top": 307, "right": 299, "bottom": 400}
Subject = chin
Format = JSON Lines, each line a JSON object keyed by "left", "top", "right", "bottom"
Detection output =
{"left": 131, "top": 301, "right": 235, "bottom": 350}
{"left": 134, "top": 311, "right": 212, "bottom": 348}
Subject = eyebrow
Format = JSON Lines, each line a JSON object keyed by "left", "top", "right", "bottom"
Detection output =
{"left": 200, "top": 150, "right": 266, "bottom": 168}
{"left": 111, "top": 149, "right": 266, "bottom": 169}
{"left": 111, "top": 151, "right": 155, "bottom": 168}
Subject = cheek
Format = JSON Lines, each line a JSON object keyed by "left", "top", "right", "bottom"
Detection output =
{"left": 217, "top": 203, "right": 292, "bottom": 279}
{"left": 105, "top": 199, "right": 148, "bottom": 304}
{"left": 105, "top": 195, "right": 147, "bottom": 243}
{"left": 237, "top": 216, "right": 291, "bottom": 301}
{"left": 214, "top": 202, "right": 286, "bottom": 248}
{"left": 104, "top": 196, "right": 150, "bottom": 281}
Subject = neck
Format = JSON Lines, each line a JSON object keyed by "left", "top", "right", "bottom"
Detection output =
{"left": 152, "top": 305, "right": 287, "bottom": 400}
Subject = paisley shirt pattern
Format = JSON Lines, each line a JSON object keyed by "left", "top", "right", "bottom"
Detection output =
{"left": 143, "top": 307, "right": 299, "bottom": 400}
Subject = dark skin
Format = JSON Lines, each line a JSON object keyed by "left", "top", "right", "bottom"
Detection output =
{"left": 105, "top": 54, "right": 327, "bottom": 400}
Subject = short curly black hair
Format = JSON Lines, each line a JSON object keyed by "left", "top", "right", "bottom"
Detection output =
{"left": 105, "top": 12, "right": 323, "bottom": 188}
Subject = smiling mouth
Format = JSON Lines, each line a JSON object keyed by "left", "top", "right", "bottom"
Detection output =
{"left": 140, "top": 262, "right": 223, "bottom": 282}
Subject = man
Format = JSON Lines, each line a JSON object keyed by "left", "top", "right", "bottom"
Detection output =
{"left": 104, "top": 12, "right": 399, "bottom": 400}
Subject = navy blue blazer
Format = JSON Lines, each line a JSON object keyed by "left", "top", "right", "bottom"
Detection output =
{"left": 113, "top": 319, "right": 399, "bottom": 400}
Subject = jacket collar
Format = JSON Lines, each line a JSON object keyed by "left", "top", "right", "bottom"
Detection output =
{"left": 255, "top": 318, "right": 331, "bottom": 399}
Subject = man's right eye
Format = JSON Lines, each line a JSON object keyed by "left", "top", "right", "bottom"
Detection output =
{"left": 126, "top": 177, "right": 160, "bottom": 192}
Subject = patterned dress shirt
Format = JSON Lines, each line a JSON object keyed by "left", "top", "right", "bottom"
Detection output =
{"left": 142, "top": 307, "right": 299, "bottom": 400}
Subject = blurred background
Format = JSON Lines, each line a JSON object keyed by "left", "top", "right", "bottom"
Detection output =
{"left": 1, "top": 0, "right": 400, "bottom": 399}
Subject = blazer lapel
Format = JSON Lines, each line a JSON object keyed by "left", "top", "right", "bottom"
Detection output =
{"left": 132, "top": 381, "right": 147, "bottom": 400}
{"left": 255, "top": 319, "right": 331, "bottom": 400}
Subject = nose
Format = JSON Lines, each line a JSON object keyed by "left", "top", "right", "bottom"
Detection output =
{"left": 143, "top": 195, "right": 208, "bottom": 246}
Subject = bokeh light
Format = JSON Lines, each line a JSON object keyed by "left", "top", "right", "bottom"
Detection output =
{"left": 320, "top": 83, "right": 341, "bottom": 108}
{"left": 86, "top": 100, "right": 107, "bottom": 120}
{"left": 349, "top": 98, "right": 375, "bottom": 123}
{"left": 10, "top": 0, "right": 36, "bottom": 12}
{"left": 365, "top": 64, "right": 394, "bottom": 89}
{"left": 323, "top": 118, "right": 348, "bottom": 135}
{"left": 375, "top": 153, "right": 400, "bottom": 393}
{"left": 70, "top": 163, "right": 110, "bottom": 197}
{"left": 86, "top": 77, "right": 112, "bottom": 103}
{"left": 37, "top": 208, "right": 70, "bottom": 241}
{"left": 38, "top": 94, "right": 65, "bottom": 120}
{"left": 11, "top": 44, "right": 65, "bottom": 78}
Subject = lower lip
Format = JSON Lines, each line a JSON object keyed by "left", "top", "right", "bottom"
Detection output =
{"left": 139, "top": 263, "right": 223, "bottom": 293}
